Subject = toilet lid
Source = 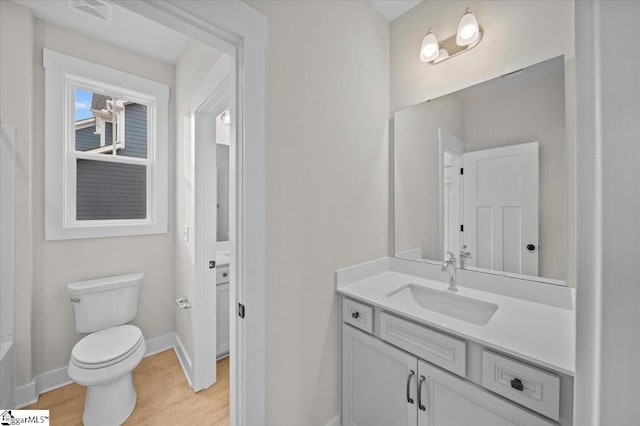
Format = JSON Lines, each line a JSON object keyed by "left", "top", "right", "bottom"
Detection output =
{"left": 72, "top": 325, "right": 143, "bottom": 369}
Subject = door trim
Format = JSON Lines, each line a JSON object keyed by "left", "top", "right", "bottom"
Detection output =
{"left": 114, "top": 2, "right": 267, "bottom": 425}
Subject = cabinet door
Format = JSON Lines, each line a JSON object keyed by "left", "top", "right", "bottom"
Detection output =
{"left": 216, "top": 283, "right": 230, "bottom": 358}
{"left": 417, "top": 360, "right": 555, "bottom": 426}
{"left": 342, "top": 324, "right": 418, "bottom": 426}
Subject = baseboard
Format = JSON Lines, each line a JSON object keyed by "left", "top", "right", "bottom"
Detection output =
{"left": 14, "top": 382, "right": 36, "bottom": 409}
{"left": 173, "top": 333, "right": 193, "bottom": 388}
{"left": 145, "top": 332, "right": 175, "bottom": 356}
{"left": 14, "top": 332, "right": 177, "bottom": 409}
{"left": 325, "top": 415, "right": 342, "bottom": 426}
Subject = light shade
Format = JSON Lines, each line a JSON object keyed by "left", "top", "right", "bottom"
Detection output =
{"left": 456, "top": 8, "right": 480, "bottom": 46}
{"left": 420, "top": 29, "right": 440, "bottom": 63}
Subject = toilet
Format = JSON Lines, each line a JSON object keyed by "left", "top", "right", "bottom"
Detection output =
{"left": 67, "top": 273, "right": 146, "bottom": 426}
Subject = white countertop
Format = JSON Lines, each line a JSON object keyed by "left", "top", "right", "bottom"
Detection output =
{"left": 337, "top": 270, "right": 575, "bottom": 376}
{"left": 216, "top": 250, "right": 230, "bottom": 267}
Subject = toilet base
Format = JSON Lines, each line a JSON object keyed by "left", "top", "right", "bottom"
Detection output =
{"left": 82, "top": 372, "right": 137, "bottom": 426}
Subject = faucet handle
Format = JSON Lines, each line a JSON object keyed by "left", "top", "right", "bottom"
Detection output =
{"left": 446, "top": 251, "right": 455, "bottom": 261}
{"left": 460, "top": 245, "right": 472, "bottom": 258}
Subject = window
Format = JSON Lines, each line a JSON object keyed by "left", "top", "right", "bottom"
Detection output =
{"left": 44, "top": 49, "right": 169, "bottom": 240}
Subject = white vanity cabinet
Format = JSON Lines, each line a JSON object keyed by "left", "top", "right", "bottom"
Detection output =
{"left": 417, "top": 360, "right": 554, "bottom": 426}
{"left": 216, "top": 265, "right": 230, "bottom": 358}
{"left": 341, "top": 297, "right": 564, "bottom": 426}
{"left": 342, "top": 324, "right": 417, "bottom": 426}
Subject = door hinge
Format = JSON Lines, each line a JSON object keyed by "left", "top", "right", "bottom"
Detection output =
{"left": 238, "top": 303, "right": 245, "bottom": 319}
{"left": 460, "top": 167, "right": 464, "bottom": 175}
{"left": 209, "top": 260, "right": 216, "bottom": 269}
{"left": 460, "top": 224, "right": 464, "bottom": 232}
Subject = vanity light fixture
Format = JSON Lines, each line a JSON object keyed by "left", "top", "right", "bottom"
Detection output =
{"left": 420, "top": 29, "right": 440, "bottom": 63}
{"left": 220, "top": 108, "right": 231, "bottom": 125}
{"left": 419, "top": 7, "right": 483, "bottom": 65}
{"left": 456, "top": 8, "right": 480, "bottom": 46}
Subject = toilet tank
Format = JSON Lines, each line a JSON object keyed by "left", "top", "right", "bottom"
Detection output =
{"left": 68, "top": 273, "right": 143, "bottom": 333}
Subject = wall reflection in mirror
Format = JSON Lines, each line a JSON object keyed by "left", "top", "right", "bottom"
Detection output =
{"left": 394, "top": 56, "right": 566, "bottom": 284}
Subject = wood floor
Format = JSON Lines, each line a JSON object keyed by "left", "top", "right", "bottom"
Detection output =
{"left": 27, "top": 350, "right": 229, "bottom": 425}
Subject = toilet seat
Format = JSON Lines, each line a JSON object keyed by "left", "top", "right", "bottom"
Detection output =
{"left": 72, "top": 325, "right": 143, "bottom": 369}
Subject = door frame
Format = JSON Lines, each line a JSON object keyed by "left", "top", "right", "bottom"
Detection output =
{"left": 191, "top": 56, "right": 232, "bottom": 391}
{"left": 438, "top": 128, "right": 465, "bottom": 259}
{"left": 115, "top": 2, "right": 267, "bottom": 425}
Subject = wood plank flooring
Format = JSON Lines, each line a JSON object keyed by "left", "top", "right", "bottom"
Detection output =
{"left": 27, "top": 350, "right": 229, "bottom": 425}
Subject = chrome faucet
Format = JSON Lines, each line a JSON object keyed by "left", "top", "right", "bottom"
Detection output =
{"left": 442, "top": 252, "right": 458, "bottom": 292}
{"left": 459, "top": 245, "right": 472, "bottom": 269}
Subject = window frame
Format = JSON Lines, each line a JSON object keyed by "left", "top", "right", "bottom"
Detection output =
{"left": 44, "top": 49, "right": 169, "bottom": 240}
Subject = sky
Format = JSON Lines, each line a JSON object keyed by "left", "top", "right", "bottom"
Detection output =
{"left": 75, "top": 88, "right": 93, "bottom": 121}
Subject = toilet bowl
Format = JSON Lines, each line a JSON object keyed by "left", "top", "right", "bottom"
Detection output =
{"left": 67, "top": 273, "right": 145, "bottom": 426}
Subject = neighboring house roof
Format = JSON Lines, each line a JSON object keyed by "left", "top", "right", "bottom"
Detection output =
{"left": 91, "top": 93, "right": 109, "bottom": 111}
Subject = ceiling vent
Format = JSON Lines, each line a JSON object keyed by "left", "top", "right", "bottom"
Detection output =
{"left": 67, "top": 0, "right": 112, "bottom": 23}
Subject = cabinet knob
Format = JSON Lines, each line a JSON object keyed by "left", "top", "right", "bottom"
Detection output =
{"left": 526, "top": 244, "right": 536, "bottom": 251}
{"left": 351, "top": 311, "right": 360, "bottom": 319}
{"left": 510, "top": 378, "right": 524, "bottom": 391}
{"left": 223, "top": 272, "right": 228, "bottom": 278}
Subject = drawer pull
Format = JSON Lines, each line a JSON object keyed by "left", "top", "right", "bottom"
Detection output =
{"left": 510, "top": 378, "right": 524, "bottom": 391}
{"left": 222, "top": 272, "right": 228, "bottom": 278}
{"left": 406, "top": 370, "right": 415, "bottom": 404}
{"left": 417, "top": 375, "right": 426, "bottom": 411}
{"left": 351, "top": 311, "right": 360, "bottom": 319}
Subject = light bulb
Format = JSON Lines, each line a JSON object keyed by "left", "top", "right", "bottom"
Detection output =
{"left": 456, "top": 8, "right": 480, "bottom": 46}
{"left": 420, "top": 29, "right": 440, "bottom": 63}
{"left": 221, "top": 109, "right": 231, "bottom": 125}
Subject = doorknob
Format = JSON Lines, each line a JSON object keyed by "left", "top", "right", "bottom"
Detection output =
{"left": 526, "top": 244, "right": 536, "bottom": 251}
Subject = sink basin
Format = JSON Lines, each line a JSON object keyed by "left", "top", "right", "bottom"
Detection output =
{"left": 386, "top": 284, "right": 498, "bottom": 325}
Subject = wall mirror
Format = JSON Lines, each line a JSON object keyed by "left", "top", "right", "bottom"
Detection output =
{"left": 394, "top": 56, "right": 567, "bottom": 285}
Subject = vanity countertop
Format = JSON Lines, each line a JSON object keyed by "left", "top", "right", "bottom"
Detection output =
{"left": 338, "top": 270, "right": 575, "bottom": 376}
{"left": 216, "top": 250, "right": 230, "bottom": 267}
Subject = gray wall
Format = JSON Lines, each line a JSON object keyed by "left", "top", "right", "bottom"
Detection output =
{"left": 29, "top": 18, "right": 176, "bottom": 379}
{"left": 245, "top": 2, "right": 390, "bottom": 424}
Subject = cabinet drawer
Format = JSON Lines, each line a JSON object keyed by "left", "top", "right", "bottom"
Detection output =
{"left": 216, "top": 266, "right": 230, "bottom": 284}
{"left": 482, "top": 351, "right": 560, "bottom": 421}
{"left": 379, "top": 312, "right": 466, "bottom": 377}
{"left": 342, "top": 298, "right": 373, "bottom": 333}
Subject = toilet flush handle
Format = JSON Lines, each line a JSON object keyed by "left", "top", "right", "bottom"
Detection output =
{"left": 70, "top": 297, "right": 81, "bottom": 303}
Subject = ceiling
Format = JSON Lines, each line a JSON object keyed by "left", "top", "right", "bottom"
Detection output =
{"left": 16, "top": 0, "right": 189, "bottom": 65}
{"left": 369, "top": 0, "right": 423, "bottom": 21}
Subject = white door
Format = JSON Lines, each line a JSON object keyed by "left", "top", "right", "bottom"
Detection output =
{"left": 463, "top": 142, "right": 539, "bottom": 276}
{"left": 417, "top": 360, "right": 554, "bottom": 426}
{"left": 342, "top": 325, "right": 418, "bottom": 426}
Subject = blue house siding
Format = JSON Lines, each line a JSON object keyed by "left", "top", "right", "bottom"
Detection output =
{"left": 75, "top": 126, "right": 100, "bottom": 151}
{"left": 75, "top": 102, "right": 148, "bottom": 220}
{"left": 76, "top": 160, "right": 146, "bottom": 220}
{"left": 120, "top": 103, "right": 147, "bottom": 158}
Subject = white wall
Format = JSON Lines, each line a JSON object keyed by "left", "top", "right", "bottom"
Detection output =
{"left": 390, "top": 0, "right": 575, "bottom": 285}
{"left": 575, "top": 1, "right": 640, "bottom": 424}
{"left": 394, "top": 94, "right": 464, "bottom": 259}
{"left": 28, "top": 20, "right": 176, "bottom": 378}
{"left": 173, "top": 40, "right": 221, "bottom": 362}
{"left": 244, "top": 1, "right": 389, "bottom": 424}
{"left": 0, "top": 0, "right": 35, "bottom": 387}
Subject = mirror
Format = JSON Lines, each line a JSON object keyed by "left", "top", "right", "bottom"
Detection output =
{"left": 216, "top": 109, "right": 231, "bottom": 242}
{"left": 394, "top": 56, "right": 566, "bottom": 284}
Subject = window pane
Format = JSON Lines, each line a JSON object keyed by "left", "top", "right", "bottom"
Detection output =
{"left": 119, "top": 102, "right": 148, "bottom": 158}
{"left": 74, "top": 90, "right": 148, "bottom": 158}
{"left": 74, "top": 89, "right": 114, "bottom": 153}
{"left": 76, "top": 159, "right": 147, "bottom": 220}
